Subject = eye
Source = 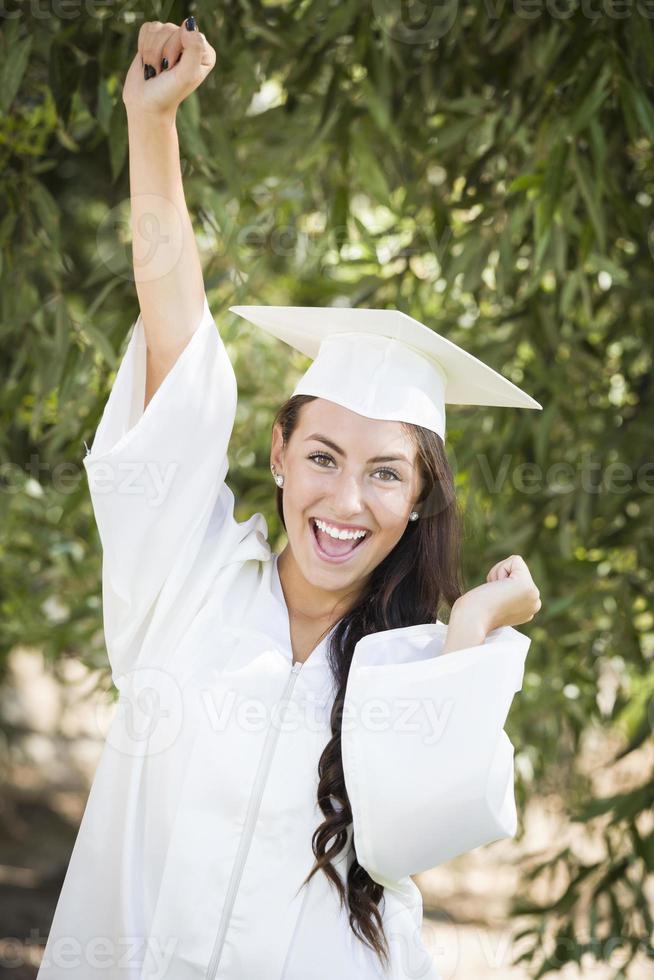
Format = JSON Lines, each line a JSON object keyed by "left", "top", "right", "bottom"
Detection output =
{"left": 308, "top": 452, "right": 334, "bottom": 468}
{"left": 307, "top": 452, "right": 401, "bottom": 482}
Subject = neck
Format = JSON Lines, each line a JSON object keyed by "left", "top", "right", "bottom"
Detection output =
{"left": 276, "top": 545, "right": 365, "bottom": 625}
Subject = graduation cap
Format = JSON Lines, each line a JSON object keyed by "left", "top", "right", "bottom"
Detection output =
{"left": 228, "top": 304, "right": 542, "bottom": 440}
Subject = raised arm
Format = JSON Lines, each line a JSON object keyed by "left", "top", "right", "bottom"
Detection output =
{"left": 122, "top": 17, "right": 217, "bottom": 407}
{"left": 80, "top": 21, "right": 260, "bottom": 685}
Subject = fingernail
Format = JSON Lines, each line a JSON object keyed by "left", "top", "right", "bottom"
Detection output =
{"left": 185, "top": 16, "right": 197, "bottom": 30}
{"left": 161, "top": 57, "right": 168, "bottom": 70}
{"left": 144, "top": 64, "right": 156, "bottom": 80}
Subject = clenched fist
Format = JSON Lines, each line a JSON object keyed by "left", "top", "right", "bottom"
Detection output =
{"left": 454, "top": 554, "right": 542, "bottom": 633}
{"left": 122, "top": 17, "right": 216, "bottom": 119}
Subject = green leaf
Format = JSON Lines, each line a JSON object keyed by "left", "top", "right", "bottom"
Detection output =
{"left": 350, "top": 125, "right": 391, "bottom": 202}
{"left": 630, "top": 85, "right": 654, "bottom": 146}
{"left": 433, "top": 116, "right": 478, "bottom": 152}
{"left": 507, "top": 172, "right": 543, "bottom": 195}
{"left": 80, "top": 323, "right": 117, "bottom": 368}
{"left": 439, "top": 95, "right": 488, "bottom": 115}
{"left": 30, "top": 181, "right": 61, "bottom": 245}
{"left": 330, "top": 185, "right": 349, "bottom": 250}
{"left": 560, "top": 268, "right": 580, "bottom": 317}
{"left": 96, "top": 77, "right": 114, "bottom": 136}
{"left": 570, "top": 145, "right": 606, "bottom": 252}
{"left": 0, "top": 35, "right": 32, "bottom": 113}
{"left": 204, "top": 113, "right": 242, "bottom": 195}
{"left": 360, "top": 77, "right": 402, "bottom": 152}
{"left": 566, "top": 66, "right": 611, "bottom": 138}
{"left": 109, "top": 101, "right": 128, "bottom": 183}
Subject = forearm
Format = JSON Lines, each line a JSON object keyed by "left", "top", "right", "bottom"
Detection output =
{"left": 441, "top": 601, "right": 488, "bottom": 655}
{"left": 126, "top": 109, "right": 205, "bottom": 362}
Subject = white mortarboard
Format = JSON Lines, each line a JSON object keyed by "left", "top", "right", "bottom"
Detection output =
{"left": 228, "top": 304, "right": 542, "bottom": 440}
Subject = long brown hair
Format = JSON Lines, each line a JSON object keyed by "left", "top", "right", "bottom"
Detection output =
{"left": 271, "top": 394, "right": 465, "bottom": 971}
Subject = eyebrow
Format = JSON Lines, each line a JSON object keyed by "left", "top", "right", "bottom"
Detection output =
{"left": 304, "top": 433, "right": 412, "bottom": 466}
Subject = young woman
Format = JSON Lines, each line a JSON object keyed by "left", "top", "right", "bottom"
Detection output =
{"left": 38, "top": 18, "right": 542, "bottom": 980}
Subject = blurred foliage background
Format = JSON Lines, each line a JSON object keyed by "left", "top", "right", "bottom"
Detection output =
{"left": 1, "top": 0, "right": 653, "bottom": 975}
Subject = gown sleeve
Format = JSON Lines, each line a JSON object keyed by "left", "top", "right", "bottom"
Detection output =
{"left": 82, "top": 293, "right": 249, "bottom": 685}
{"left": 340, "top": 622, "right": 531, "bottom": 890}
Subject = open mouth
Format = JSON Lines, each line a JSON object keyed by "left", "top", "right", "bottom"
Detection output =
{"left": 309, "top": 518, "right": 370, "bottom": 563}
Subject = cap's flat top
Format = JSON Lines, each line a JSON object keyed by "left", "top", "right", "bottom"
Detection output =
{"left": 229, "top": 304, "right": 542, "bottom": 410}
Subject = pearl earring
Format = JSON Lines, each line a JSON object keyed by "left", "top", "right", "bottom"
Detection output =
{"left": 409, "top": 511, "right": 419, "bottom": 521}
{"left": 271, "top": 465, "right": 284, "bottom": 488}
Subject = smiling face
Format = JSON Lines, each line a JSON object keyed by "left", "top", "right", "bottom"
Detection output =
{"left": 270, "top": 398, "right": 424, "bottom": 610}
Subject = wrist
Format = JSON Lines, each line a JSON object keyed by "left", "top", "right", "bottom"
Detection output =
{"left": 441, "top": 627, "right": 486, "bottom": 658}
{"left": 126, "top": 105, "right": 178, "bottom": 130}
{"left": 451, "top": 595, "right": 496, "bottom": 634}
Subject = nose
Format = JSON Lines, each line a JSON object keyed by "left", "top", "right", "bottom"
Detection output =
{"left": 329, "top": 470, "right": 367, "bottom": 520}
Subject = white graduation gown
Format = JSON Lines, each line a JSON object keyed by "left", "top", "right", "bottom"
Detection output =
{"left": 37, "top": 295, "right": 531, "bottom": 980}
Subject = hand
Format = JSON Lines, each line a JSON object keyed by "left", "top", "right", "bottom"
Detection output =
{"left": 453, "top": 554, "right": 541, "bottom": 634}
{"left": 122, "top": 18, "right": 217, "bottom": 120}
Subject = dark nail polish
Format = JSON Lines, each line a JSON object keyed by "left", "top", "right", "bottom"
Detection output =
{"left": 185, "top": 15, "right": 197, "bottom": 30}
{"left": 161, "top": 57, "right": 168, "bottom": 70}
{"left": 144, "top": 64, "right": 156, "bottom": 80}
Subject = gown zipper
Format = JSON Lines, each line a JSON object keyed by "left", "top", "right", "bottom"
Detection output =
{"left": 205, "top": 659, "right": 303, "bottom": 980}
{"left": 277, "top": 871, "right": 312, "bottom": 980}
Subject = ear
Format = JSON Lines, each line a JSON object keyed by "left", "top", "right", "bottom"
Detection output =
{"left": 270, "top": 421, "right": 285, "bottom": 473}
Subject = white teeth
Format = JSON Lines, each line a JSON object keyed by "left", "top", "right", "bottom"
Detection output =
{"left": 313, "top": 518, "right": 367, "bottom": 541}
